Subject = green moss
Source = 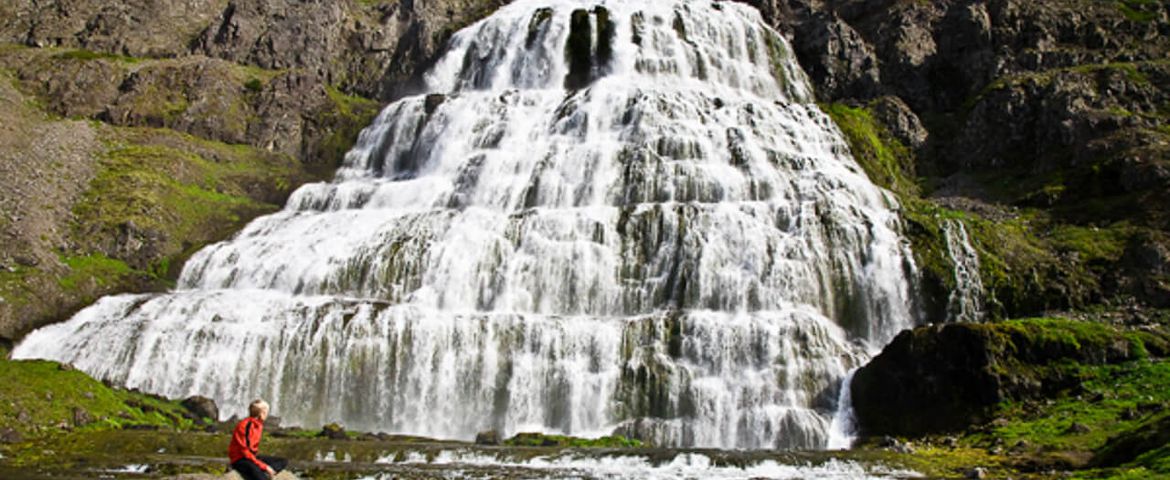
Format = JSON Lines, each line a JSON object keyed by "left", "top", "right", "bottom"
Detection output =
{"left": 0, "top": 358, "right": 193, "bottom": 443}
{"left": 0, "top": 265, "right": 35, "bottom": 312}
{"left": 822, "top": 102, "right": 919, "bottom": 197}
{"left": 1049, "top": 223, "right": 1135, "bottom": 265}
{"left": 243, "top": 77, "right": 263, "bottom": 92}
{"left": 54, "top": 49, "right": 141, "bottom": 64}
{"left": 69, "top": 127, "right": 303, "bottom": 280}
{"left": 57, "top": 254, "right": 137, "bottom": 292}
{"left": 504, "top": 432, "right": 644, "bottom": 448}
{"left": 318, "top": 86, "right": 380, "bottom": 170}
{"left": 990, "top": 359, "right": 1170, "bottom": 453}
{"left": 1117, "top": 0, "right": 1158, "bottom": 22}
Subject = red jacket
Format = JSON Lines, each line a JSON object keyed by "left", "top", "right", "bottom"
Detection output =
{"left": 228, "top": 417, "right": 269, "bottom": 471}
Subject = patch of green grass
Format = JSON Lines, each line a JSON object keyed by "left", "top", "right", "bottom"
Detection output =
{"left": 1117, "top": 0, "right": 1158, "bottom": 22}
{"left": 317, "top": 86, "right": 380, "bottom": 169}
{"left": 56, "top": 254, "right": 136, "bottom": 292}
{"left": 0, "top": 358, "right": 194, "bottom": 443}
{"left": 53, "top": 49, "right": 141, "bottom": 64}
{"left": 990, "top": 359, "right": 1170, "bottom": 452}
{"left": 822, "top": 102, "right": 919, "bottom": 197}
{"left": 243, "top": 77, "right": 263, "bottom": 92}
{"left": 70, "top": 128, "right": 303, "bottom": 272}
{"left": 1049, "top": 223, "right": 1135, "bottom": 265}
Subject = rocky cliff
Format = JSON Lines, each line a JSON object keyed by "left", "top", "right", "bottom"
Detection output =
{"left": 0, "top": 0, "right": 505, "bottom": 342}
{"left": 747, "top": 0, "right": 1170, "bottom": 321}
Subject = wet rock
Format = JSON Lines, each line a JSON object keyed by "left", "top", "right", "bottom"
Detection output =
{"left": 475, "top": 430, "right": 501, "bottom": 445}
{"left": 320, "top": 422, "right": 347, "bottom": 440}
{"left": 181, "top": 395, "right": 219, "bottom": 422}
{"left": 966, "top": 467, "right": 987, "bottom": 479}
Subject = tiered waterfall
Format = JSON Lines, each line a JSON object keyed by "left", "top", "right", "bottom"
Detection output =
{"left": 15, "top": 0, "right": 917, "bottom": 450}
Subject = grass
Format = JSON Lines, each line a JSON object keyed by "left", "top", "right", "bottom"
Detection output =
{"left": 1117, "top": 0, "right": 1158, "bottom": 22}
{"left": 70, "top": 127, "right": 302, "bottom": 269}
{"left": 0, "top": 358, "right": 196, "bottom": 443}
{"left": 822, "top": 102, "right": 919, "bottom": 197}
{"left": 57, "top": 254, "right": 136, "bottom": 292}
{"left": 53, "top": 49, "right": 142, "bottom": 64}
{"left": 317, "top": 86, "right": 381, "bottom": 169}
{"left": 988, "top": 360, "right": 1170, "bottom": 460}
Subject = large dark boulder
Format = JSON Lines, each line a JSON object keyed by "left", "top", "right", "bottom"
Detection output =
{"left": 851, "top": 319, "right": 1163, "bottom": 437}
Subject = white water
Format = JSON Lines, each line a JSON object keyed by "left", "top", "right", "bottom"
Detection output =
{"left": 15, "top": 0, "right": 916, "bottom": 450}
{"left": 363, "top": 450, "right": 921, "bottom": 480}
{"left": 942, "top": 219, "right": 984, "bottom": 323}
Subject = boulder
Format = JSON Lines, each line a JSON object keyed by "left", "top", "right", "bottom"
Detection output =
{"left": 320, "top": 423, "right": 347, "bottom": 440}
{"left": 181, "top": 395, "right": 219, "bottom": 422}
{"left": 851, "top": 319, "right": 1162, "bottom": 437}
{"left": 475, "top": 430, "right": 501, "bottom": 445}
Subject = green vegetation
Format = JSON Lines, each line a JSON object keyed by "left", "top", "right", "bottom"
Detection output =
{"left": 822, "top": 102, "right": 919, "bottom": 197}
{"left": 0, "top": 358, "right": 195, "bottom": 443}
{"left": 1117, "top": 0, "right": 1158, "bottom": 22}
{"left": 71, "top": 127, "right": 301, "bottom": 270}
{"left": 504, "top": 432, "right": 644, "bottom": 448}
{"left": 53, "top": 49, "right": 141, "bottom": 64}
{"left": 244, "top": 77, "right": 263, "bottom": 92}
{"left": 57, "top": 254, "right": 136, "bottom": 292}
{"left": 318, "top": 86, "right": 381, "bottom": 170}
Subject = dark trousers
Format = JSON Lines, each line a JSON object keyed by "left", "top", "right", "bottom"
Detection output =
{"left": 231, "top": 455, "right": 288, "bottom": 480}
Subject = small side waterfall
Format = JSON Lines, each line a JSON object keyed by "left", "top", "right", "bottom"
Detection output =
{"left": 15, "top": 0, "right": 916, "bottom": 450}
{"left": 942, "top": 219, "right": 984, "bottom": 323}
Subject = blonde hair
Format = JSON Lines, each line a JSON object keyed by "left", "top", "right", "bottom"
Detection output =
{"left": 248, "top": 399, "right": 270, "bottom": 418}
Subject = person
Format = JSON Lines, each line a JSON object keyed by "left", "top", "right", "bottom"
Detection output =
{"left": 228, "top": 399, "right": 288, "bottom": 480}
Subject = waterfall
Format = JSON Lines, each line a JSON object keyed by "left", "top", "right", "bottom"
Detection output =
{"left": 942, "top": 219, "right": 984, "bottom": 323}
{"left": 15, "top": 0, "right": 916, "bottom": 450}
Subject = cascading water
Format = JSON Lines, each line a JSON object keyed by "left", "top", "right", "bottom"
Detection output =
{"left": 15, "top": 0, "right": 916, "bottom": 450}
{"left": 942, "top": 219, "right": 984, "bottom": 323}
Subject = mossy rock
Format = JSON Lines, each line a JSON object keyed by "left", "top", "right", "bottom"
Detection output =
{"left": 851, "top": 317, "right": 1168, "bottom": 438}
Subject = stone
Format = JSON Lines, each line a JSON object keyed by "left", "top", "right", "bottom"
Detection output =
{"left": 181, "top": 395, "right": 219, "bottom": 422}
{"left": 966, "top": 467, "right": 987, "bottom": 479}
{"left": 475, "top": 429, "right": 501, "bottom": 445}
{"left": 320, "top": 423, "right": 347, "bottom": 440}
{"left": 72, "top": 407, "right": 92, "bottom": 427}
{"left": 851, "top": 320, "right": 1153, "bottom": 437}
{"left": 0, "top": 427, "right": 22, "bottom": 443}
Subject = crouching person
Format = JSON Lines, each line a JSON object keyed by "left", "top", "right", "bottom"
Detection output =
{"left": 228, "top": 399, "right": 288, "bottom": 480}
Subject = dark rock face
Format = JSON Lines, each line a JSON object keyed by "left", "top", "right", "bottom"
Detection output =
{"left": 851, "top": 320, "right": 1162, "bottom": 437}
{"left": 739, "top": 0, "right": 1170, "bottom": 316}
{"left": 181, "top": 395, "right": 220, "bottom": 422}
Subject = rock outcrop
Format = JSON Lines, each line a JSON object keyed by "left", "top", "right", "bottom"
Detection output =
{"left": 851, "top": 318, "right": 1169, "bottom": 437}
{"left": 0, "top": 0, "right": 506, "bottom": 341}
{"left": 744, "top": 0, "right": 1170, "bottom": 318}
